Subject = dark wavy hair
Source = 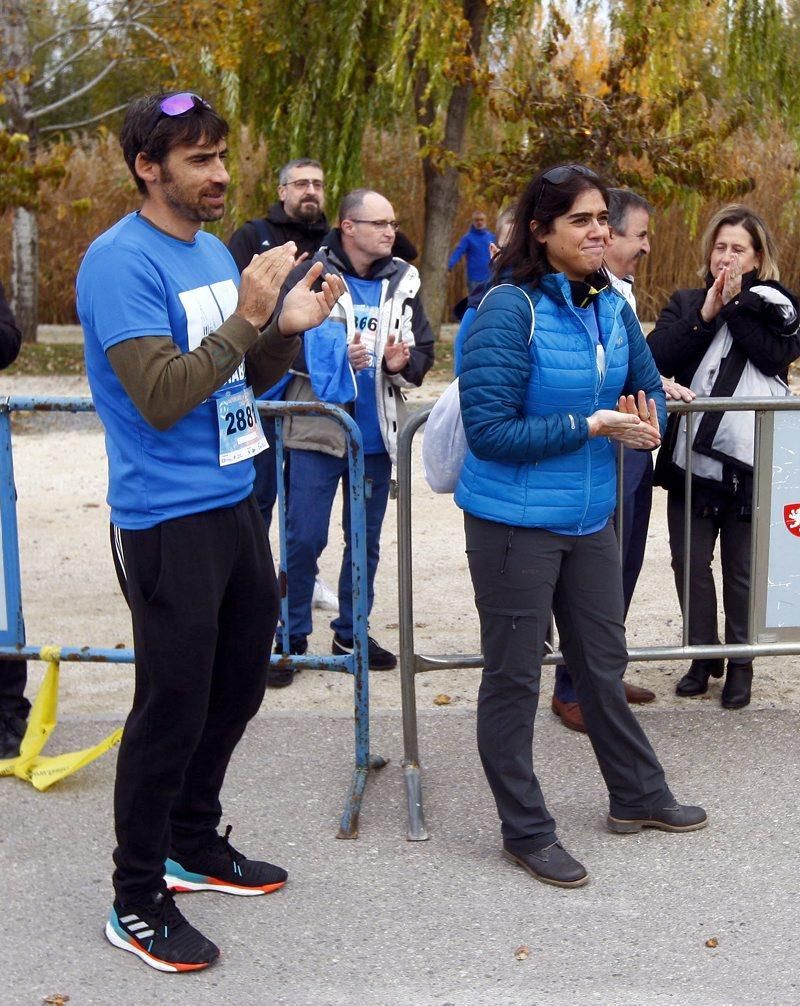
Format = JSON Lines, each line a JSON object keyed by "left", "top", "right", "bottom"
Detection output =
{"left": 121, "top": 92, "right": 228, "bottom": 194}
{"left": 492, "top": 163, "right": 610, "bottom": 288}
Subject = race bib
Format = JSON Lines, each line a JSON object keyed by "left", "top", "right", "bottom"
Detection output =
{"left": 216, "top": 385, "right": 268, "bottom": 466}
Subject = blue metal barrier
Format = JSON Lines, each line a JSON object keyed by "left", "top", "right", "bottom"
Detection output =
{"left": 0, "top": 395, "right": 386, "bottom": 838}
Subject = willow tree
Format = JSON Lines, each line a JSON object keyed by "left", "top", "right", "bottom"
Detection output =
{"left": 240, "top": 0, "right": 537, "bottom": 329}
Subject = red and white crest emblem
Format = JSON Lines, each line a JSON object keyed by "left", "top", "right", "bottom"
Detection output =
{"left": 784, "top": 504, "right": 800, "bottom": 537}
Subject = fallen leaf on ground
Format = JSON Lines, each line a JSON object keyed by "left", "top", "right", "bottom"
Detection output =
{"left": 705, "top": 938, "right": 719, "bottom": 948}
{"left": 433, "top": 693, "right": 452, "bottom": 705}
{"left": 43, "top": 996, "right": 70, "bottom": 1005}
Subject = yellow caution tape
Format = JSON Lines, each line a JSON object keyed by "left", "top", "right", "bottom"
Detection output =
{"left": 0, "top": 649, "right": 122, "bottom": 791}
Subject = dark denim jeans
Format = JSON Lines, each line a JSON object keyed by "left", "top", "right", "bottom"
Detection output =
{"left": 281, "top": 448, "right": 392, "bottom": 645}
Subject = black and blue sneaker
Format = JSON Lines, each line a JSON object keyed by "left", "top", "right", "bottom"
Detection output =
{"left": 165, "top": 825, "right": 288, "bottom": 896}
{"left": 105, "top": 889, "right": 219, "bottom": 972}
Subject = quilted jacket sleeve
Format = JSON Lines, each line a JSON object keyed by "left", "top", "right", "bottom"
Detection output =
{"left": 620, "top": 301, "right": 667, "bottom": 438}
{"left": 458, "top": 285, "right": 589, "bottom": 462}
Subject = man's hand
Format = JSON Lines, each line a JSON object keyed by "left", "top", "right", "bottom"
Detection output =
{"left": 348, "top": 331, "right": 370, "bottom": 371}
{"left": 661, "top": 376, "right": 695, "bottom": 402}
{"left": 383, "top": 333, "right": 411, "bottom": 373}
{"left": 277, "top": 261, "right": 346, "bottom": 336}
{"left": 235, "top": 243, "right": 298, "bottom": 329}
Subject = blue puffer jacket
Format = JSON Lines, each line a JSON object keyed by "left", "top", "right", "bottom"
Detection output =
{"left": 454, "top": 273, "right": 666, "bottom": 533}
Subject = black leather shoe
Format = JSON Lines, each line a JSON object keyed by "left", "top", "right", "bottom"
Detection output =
{"left": 722, "top": 662, "right": 753, "bottom": 709}
{"left": 502, "top": 842, "right": 589, "bottom": 888}
{"left": 607, "top": 802, "right": 708, "bottom": 834}
{"left": 675, "top": 658, "right": 725, "bottom": 696}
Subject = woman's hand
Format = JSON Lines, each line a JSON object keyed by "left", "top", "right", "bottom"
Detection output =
{"left": 721, "top": 253, "right": 743, "bottom": 304}
{"left": 587, "top": 391, "right": 661, "bottom": 449}
{"left": 700, "top": 269, "right": 726, "bottom": 323}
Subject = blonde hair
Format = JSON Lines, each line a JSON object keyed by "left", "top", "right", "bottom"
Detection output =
{"left": 698, "top": 204, "right": 780, "bottom": 282}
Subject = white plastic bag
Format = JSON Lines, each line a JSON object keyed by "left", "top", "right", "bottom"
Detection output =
{"left": 421, "top": 377, "right": 466, "bottom": 493}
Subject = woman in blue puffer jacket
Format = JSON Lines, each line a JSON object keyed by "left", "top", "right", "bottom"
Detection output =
{"left": 457, "top": 163, "right": 707, "bottom": 888}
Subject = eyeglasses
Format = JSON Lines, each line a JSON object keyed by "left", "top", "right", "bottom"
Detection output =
{"left": 285, "top": 178, "right": 325, "bottom": 191}
{"left": 348, "top": 219, "right": 400, "bottom": 231}
{"left": 142, "top": 92, "right": 211, "bottom": 143}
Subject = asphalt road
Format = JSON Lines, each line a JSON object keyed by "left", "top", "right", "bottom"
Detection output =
{"left": 2, "top": 703, "right": 798, "bottom": 1006}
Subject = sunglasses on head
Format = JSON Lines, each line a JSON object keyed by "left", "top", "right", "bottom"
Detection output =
{"left": 541, "top": 164, "right": 598, "bottom": 185}
{"left": 142, "top": 92, "right": 211, "bottom": 143}
{"left": 534, "top": 164, "right": 599, "bottom": 212}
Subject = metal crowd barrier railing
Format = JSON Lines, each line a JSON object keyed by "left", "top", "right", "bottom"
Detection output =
{"left": 0, "top": 396, "right": 386, "bottom": 838}
{"left": 396, "top": 396, "right": 800, "bottom": 841}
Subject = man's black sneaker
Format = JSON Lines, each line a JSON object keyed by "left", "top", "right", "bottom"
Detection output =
{"left": 332, "top": 633, "right": 397, "bottom": 671}
{"left": 268, "top": 636, "right": 308, "bottom": 688}
{"left": 165, "top": 825, "right": 288, "bottom": 896}
{"left": 0, "top": 713, "right": 27, "bottom": 759}
{"left": 105, "top": 890, "right": 219, "bottom": 973}
{"left": 502, "top": 841, "right": 589, "bottom": 888}
{"left": 607, "top": 802, "right": 708, "bottom": 834}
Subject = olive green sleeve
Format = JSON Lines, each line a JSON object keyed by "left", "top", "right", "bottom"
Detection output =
{"left": 106, "top": 315, "right": 297, "bottom": 431}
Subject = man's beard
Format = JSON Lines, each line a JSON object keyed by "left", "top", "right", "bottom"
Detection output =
{"left": 161, "top": 167, "right": 226, "bottom": 223}
{"left": 296, "top": 198, "right": 322, "bottom": 223}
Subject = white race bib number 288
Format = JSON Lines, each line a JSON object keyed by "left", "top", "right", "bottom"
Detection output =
{"left": 216, "top": 385, "right": 268, "bottom": 466}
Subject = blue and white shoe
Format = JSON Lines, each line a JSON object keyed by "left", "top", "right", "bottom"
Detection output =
{"left": 105, "top": 890, "right": 219, "bottom": 972}
{"left": 165, "top": 825, "right": 288, "bottom": 896}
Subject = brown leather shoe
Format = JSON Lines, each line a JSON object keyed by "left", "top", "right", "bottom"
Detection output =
{"left": 623, "top": 681, "right": 656, "bottom": 704}
{"left": 551, "top": 695, "right": 587, "bottom": 733}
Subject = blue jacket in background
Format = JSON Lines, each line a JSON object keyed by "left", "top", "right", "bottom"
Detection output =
{"left": 455, "top": 273, "right": 666, "bottom": 533}
{"left": 447, "top": 226, "right": 496, "bottom": 284}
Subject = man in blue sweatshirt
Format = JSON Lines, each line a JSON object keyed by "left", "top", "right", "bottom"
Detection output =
{"left": 447, "top": 211, "right": 496, "bottom": 293}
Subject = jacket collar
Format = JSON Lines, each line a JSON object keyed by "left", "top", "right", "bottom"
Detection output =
{"left": 538, "top": 269, "right": 610, "bottom": 308}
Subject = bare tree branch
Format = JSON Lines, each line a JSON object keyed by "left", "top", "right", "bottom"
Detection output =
{"left": 39, "top": 101, "right": 131, "bottom": 133}
{"left": 30, "top": 0, "right": 171, "bottom": 55}
{"left": 30, "top": 59, "right": 119, "bottom": 119}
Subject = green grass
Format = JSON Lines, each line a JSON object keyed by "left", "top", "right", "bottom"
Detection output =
{"left": 3, "top": 339, "right": 458, "bottom": 380}
{"left": 4, "top": 343, "right": 85, "bottom": 376}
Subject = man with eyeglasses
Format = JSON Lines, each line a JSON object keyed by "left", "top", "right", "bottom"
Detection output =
{"left": 228, "top": 158, "right": 329, "bottom": 269}
{"left": 228, "top": 159, "right": 340, "bottom": 671}
{"left": 75, "top": 93, "right": 344, "bottom": 972}
{"left": 276, "top": 188, "right": 434, "bottom": 671}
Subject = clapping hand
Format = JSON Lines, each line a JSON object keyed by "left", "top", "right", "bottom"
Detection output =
{"left": 348, "top": 331, "right": 370, "bottom": 371}
{"left": 277, "top": 261, "right": 346, "bottom": 336}
{"left": 383, "top": 333, "right": 411, "bottom": 373}
{"left": 587, "top": 390, "right": 660, "bottom": 449}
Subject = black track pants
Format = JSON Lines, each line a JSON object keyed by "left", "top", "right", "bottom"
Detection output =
{"left": 110, "top": 494, "right": 279, "bottom": 903}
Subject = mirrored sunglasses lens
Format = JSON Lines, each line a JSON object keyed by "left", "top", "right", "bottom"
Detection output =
{"left": 160, "top": 92, "right": 200, "bottom": 116}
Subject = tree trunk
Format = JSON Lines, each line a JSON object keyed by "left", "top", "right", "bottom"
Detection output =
{"left": 11, "top": 208, "right": 39, "bottom": 343}
{"left": 3, "top": 0, "right": 39, "bottom": 342}
{"left": 417, "top": 0, "right": 489, "bottom": 335}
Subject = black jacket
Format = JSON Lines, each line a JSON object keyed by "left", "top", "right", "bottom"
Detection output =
{"left": 648, "top": 272, "right": 800, "bottom": 499}
{"left": 0, "top": 282, "right": 22, "bottom": 370}
{"left": 227, "top": 202, "right": 330, "bottom": 273}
